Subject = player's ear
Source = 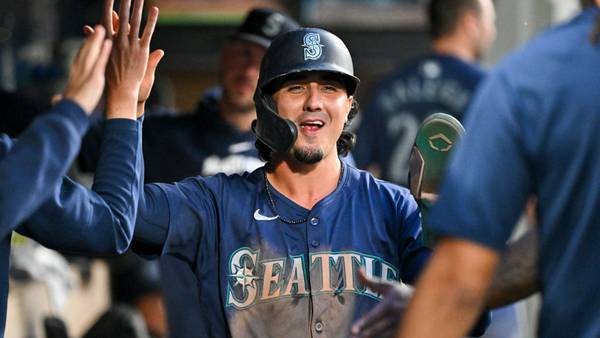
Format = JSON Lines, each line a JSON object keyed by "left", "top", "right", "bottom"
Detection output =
{"left": 461, "top": 9, "right": 481, "bottom": 40}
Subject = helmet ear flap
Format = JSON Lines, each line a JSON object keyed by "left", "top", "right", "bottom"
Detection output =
{"left": 251, "top": 88, "right": 298, "bottom": 154}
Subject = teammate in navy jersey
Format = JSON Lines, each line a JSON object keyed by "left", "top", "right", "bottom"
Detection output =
{"left": 354, "top": 0, "right": 495, "bottom": 185}
{"left": 128, "top": 27, "right": 444, "bottom": 338}
{"left": 0, "top": 0, "right": 159, "bottom": 335}
{"left": 396, "top": 3, "right": 600, "bottom": 338}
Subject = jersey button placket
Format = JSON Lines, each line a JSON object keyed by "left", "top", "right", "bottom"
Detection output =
{"left": 309, "top": 215, "right": 320, "bottom": 248}
{"left": 314, "top": 321, "right": 324, "bottom": 333}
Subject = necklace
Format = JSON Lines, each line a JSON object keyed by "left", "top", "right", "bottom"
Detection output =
{"left": 263, "top": 164, "right": 344, "bottom": 225}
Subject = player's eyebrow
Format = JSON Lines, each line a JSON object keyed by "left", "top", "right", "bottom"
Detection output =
{"left": 280, "top": 72, "right": 345, "bottom": 86}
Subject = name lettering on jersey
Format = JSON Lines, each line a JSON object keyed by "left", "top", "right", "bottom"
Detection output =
{"left": 202, "top": 155, "right": 263, "bottom": 176}
{"left": 379, "top": 76, "right": 470, "bottom": 115}
{"left": 303, "top": 33, "right": 323, "bottom": 60}
{"left": 226, "top": 248, "right": 400, "bottom": 309}
{"left": 228, "top": 141, "right": 254, "bottom": 154}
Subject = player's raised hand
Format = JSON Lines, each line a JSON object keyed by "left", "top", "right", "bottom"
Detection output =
{"left": 100, "top": 0, "right": 160, "bottom": 120}
{"left": 63, "top": 26, "right": 112, "bottom": 115}
{"left": 86, "top": 2, "right": 164, "bottom": 118}
{"left": 350, "top": 269, "right": 414, "bottom": 338}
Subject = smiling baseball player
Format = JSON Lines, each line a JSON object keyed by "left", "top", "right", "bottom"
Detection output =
{"left": 131, "top": 27, "right": 435, "bottom": 338}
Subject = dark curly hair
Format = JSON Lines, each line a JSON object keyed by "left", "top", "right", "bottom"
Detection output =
{"left": 255, "top": 99, "right": 360, "bottom": 162}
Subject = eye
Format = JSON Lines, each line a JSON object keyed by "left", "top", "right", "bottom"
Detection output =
{"left": 287, "top": 85, "right": 304, "bottom": 93}
{"left": 322, "top": 84, "right": 340, "bottom": 93}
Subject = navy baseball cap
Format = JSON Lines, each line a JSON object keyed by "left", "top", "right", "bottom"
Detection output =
{"left": 232, "top": 8, "right": 300, "bottom": 48}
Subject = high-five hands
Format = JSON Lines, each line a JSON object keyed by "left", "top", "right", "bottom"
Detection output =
{"left": 350, "top": 269, "right": 414, "bottom": 338}
{"left": 63, "top": 26, "right": 112, "bottom": 115}
{"left": 85, "top": 0, "right": 162, "bottom": 120}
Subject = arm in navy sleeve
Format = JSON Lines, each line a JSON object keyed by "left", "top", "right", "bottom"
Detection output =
{"left": 17, "top": 117, "right": 143, "bottom": 255}
{"left": 0, "top": 100, "right": 89, "bottom": 237}
{"left": 132, "top": 177, "right": 214, "bottom": 259}
{"left": 130, "top": 183, "right": 171, "bottom": 256}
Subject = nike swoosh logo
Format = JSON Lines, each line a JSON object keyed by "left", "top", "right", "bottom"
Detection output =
{"left": 254, "top": 209, "right": 279, "bottom": 221}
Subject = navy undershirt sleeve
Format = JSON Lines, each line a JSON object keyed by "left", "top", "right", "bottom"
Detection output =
{"left": 18, "top": 118, "right": 143, "bottom": 255}
{"left": 0, "top": 100, "right": 88, "bottom": 236}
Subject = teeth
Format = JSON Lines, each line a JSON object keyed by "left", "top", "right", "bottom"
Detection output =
{"left": 302, "top": 121, "right": 324, "bottom": 127}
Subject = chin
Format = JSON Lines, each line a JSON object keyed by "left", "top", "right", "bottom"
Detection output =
{"left": 232, "top": 99, "right": 255, "bottom": 113}
{"left": 292, "top": 145, "right": 324, "bottom": 164}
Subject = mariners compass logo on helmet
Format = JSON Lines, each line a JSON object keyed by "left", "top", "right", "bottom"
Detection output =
{"left": 303, "top": 32, "right": 324, "bottom": 60}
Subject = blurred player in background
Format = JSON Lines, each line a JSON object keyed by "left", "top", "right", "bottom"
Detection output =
{"left": 354, "top": 0, "right": 496, "bottom": 185}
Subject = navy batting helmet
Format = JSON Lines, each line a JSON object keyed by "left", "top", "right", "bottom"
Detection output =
{"left": 252, "top": 27, "right": 360, "bottom": 155}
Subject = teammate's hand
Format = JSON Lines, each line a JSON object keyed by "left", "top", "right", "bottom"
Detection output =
{"left": 100, "top": 0, "right": 160, "bottom": 120}
{"left": 350, "top": 269, "right": 414, "bottom": 338}
{"left": 63, "top": 26, "right": 112, "bottom": 115}
{"left": 84, "top": 5, "right": 164, "bottom": 118}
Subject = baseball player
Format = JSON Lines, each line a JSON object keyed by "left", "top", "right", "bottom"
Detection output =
{"left": 0, "top": 1, "right": 158, "bottom": 335}
{"left": 354, "top": 0, "right": 495, "bottom": 186}
{"left": 396, "top": 2, "right": 600, "bottom": 338}
{"left": 129, "top": 27, "right": 435, "bottom": 338}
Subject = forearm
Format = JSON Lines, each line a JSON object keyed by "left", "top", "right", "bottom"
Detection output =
{"left": 397, "top": 239, "right": 499, "bottom": 338}
{"left": 21, "top": 118, "right": 143, "bottom": 254}
{"left": 90, "top": 117, "right": 144, "bottom": 251}
{"left": 0, "top": 100, "right": 88, "bottom": 235}
{"left": 487, "top": 228, "right": 539, "bottom": 308}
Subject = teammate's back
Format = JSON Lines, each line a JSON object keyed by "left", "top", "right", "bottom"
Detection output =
{"left": 427, "top": 7, "right": 600, "bottom": 338}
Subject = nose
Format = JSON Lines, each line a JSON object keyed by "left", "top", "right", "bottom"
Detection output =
{"left": 243, "top": 54, "right": 261, "bottom": 75}
{"left": 303, "top": 83, "right": 323, "bottom": 112}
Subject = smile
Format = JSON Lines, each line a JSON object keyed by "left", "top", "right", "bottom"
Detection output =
{"left": 299, "top": 119, "right": 325, "bottom": 133}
